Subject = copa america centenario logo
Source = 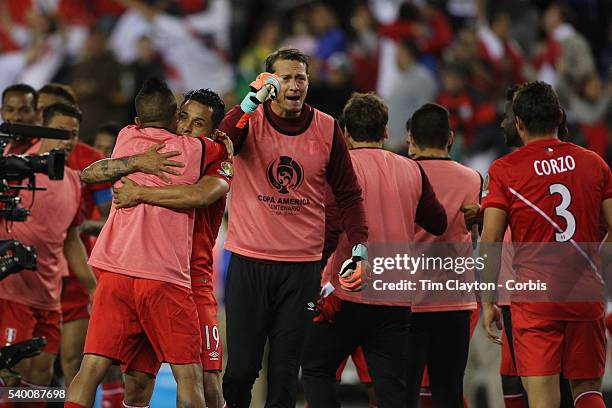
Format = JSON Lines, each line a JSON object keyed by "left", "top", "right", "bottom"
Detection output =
{"left": 267, "top": 156, "right": 304, "bottom": 194}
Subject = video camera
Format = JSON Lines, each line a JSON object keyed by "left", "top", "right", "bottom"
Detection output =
{"left": 0, "top": 337, "right": 47, "bottom": 371}
{"left": 0, "top": 122, "right": 72, "bottom": 280}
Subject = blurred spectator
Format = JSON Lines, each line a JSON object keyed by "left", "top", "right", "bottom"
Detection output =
{"left": 534, "top": 3, "right": 596, "bottom": 103}
{"left": 93, "top": 121, "right": 121, "bottom": 158}
{"left": 347, "top": 3, "right": 379, "bottom": 92}
{"left": 378, "top": 2, "right": 452, "bottom": 58}
{"left": 309, "top": 2, "right": 347, "bottom": 61}
{"left": 307, "top": 52, "right": 357, "bottom": 118}
{"left": 444, "top": 27, "right": 493, "bottom": 99}
{"left": 436, "top": 63, "right": 496, "bottom": 152}
{"left": 236, "top": 21, "right": 280, "bottom": 94}
{"left": 386, "top": 41, "right": 437, "bottom": 152}
{"left": 444, "top": 0, "right": 478, "bottom": 29}
{"left": 567, "top": 72, "right": 611, "bottom": 161}
{"left": 127, "top": 35, "right": 165, "bottom": 118}
{"left": 0, "top": 10, "right": 68, "bottom": 91}
{"left": 282, "top": 7, "right": 317, "bottom": 56}
{"left": 110, "top": 0, "right": 234, "bottom": 98}
{"left": 70, "top": 26, "right": 126, "bottom": 143}
{"left": 377, "top": 1, "right": 451, "bottom": 99}
{"left": 477, "top": 4, "right": 526, "bottom": 100}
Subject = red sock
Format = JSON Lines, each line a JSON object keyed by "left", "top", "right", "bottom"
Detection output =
{"left": 574, "top": 391, "right": 606, "bottom": 408}
{"left": 64, "top": 403, "right": 87, "bottom": 408}
{"left": 420, "top": 393, "right": 433, "bottom": 408}
{"left": 101, "top": 381, "right": 125, "bottom": 408}
{"left": 463, "top": 396, "right": 468, "bottom": 408}
{"left": 503, "top": 394, "right": 528, "bottom": 408}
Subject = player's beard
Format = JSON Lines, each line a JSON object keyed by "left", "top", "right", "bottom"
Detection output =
{"left": 504, "top": 128, "right": 523, "bottom": 148}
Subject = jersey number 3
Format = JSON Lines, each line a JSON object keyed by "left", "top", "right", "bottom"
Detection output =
{"left": 549, "top": 183, "right": 576, "bottom": 242}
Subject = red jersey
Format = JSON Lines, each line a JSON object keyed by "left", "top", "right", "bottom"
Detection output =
{"left": 67, "top": 142, "right": 112, "bottom": 253}
{"left": 191, "top": 138, "right": 231, "bottom": 290}
{"left": 482, "top": 138, "right": 612, "bottom": 320}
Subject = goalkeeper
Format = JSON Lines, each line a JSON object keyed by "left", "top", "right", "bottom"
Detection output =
{"left": 218, "top": 47, "right": 368, "bottom": 407}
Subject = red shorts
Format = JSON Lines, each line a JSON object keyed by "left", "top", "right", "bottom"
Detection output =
{"left": 84, "top": 270, "right": 201, "bottom": 371}
{"left": 126, "top": 286, "right": 222, "bottom": 374}
{"left": 512, "top": 306, "right": 605, "bottom": 379}
{"left": 336, "top": 346, "right": 371, "bottom": 383}
{"left": 0, "top": 298, "right": 61, "bottom": 354}
{"left": 61, "top": 276, "right": 90, "bottom": 323}
{"left": 500, "top": 324, "right": 517, "bottom": 376}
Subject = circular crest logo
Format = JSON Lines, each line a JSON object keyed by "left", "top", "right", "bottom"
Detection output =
{"left": 267, "top": 156, "right": 304, "bottom": 194}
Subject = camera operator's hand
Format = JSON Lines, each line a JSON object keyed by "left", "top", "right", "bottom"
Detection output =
{"left": 134, "top": 144, "right": 185, "bottom": 183}
{"left": 113, "top": 177, "right": 143, "bottom": 209}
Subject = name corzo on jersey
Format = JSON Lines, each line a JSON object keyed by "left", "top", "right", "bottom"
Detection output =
{"left": 533, "top": 155, "right": 576, "bottom": 176}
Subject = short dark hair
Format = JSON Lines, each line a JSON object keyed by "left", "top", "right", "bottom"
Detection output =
{"left": 38, "top": 83, "right": 78, "bottom": 106}
{"left": 265, "top": 48, "right": 310, "bottom": 74}
{"left": 182, "top": 88, "right": 226, "bottom": 129}
{"left": 342, "top": 92, "right": 388, "bottom": 142}
{"left": 506, "top": 84, "right": 520, "bottom": 102}
{"left": 2, "top": 84, "right": 38, "bottom": 107}
{"left": 96, "top": 121, "right": 122, "bottom": 137}
{"left": 408, "top": 103, "right": 451, "bottom": 149}
{"left": 134, "top": 77, "right": 177, "bottom": 123}
{"left": 512, "top": 81, "right": 561, "bottom": 135}
{"left": 42, "top": 102, "right": 83, "bottom": 126}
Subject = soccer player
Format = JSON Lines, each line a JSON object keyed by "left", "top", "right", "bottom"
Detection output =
{"left": 65, "top": 78, "right": 206, "bottom": 408}
{"left": 404, "top": 103, "right": 481, "bottom": 407}
{"left": 481, "top": 81, "right": 612, "bottom": 408}
{"left": 218, "top": 48, "right": 368, "bottom": 407}
{"left": 0, "top": 102, "right": 96, "bottom": 391}
{"left": 84, "top": 88, "right": 231, "bottom": 408}
{"left": 301, "top": 93, "right": 446, "bottom": 408}
{"left": 31, "top": 83, "right": 116, "bottom": 391}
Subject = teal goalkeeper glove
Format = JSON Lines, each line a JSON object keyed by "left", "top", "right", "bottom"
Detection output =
{"left": 240, "top": 73, "right": 281, "bottom": 114}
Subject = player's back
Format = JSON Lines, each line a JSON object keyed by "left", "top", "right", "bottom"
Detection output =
{"left": 414, "top": 159, "right": 481, "bottom": 243}
{"left": 486, "top": 138, "right": 612, "bottom": 320}
{"left": 350, "top": 149, "right": 423, "bottom": 243}
{"left": 90, "top": 125, "right": 204, "bottom": 288}
{"left": 412, "top": 159, "right": 481, "bottom": 312}
{"left": 324, "top": 149, "right": 422, "bottom": 305}
{"left": 492, "top": 139, "right": 608, "bottom": 244}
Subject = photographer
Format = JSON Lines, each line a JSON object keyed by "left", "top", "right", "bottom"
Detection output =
{"left": 0, "top": 103, "right": 96, "bottom": 389}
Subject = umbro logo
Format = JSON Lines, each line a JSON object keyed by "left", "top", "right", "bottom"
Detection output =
{"left": 307, "top": 302, "right": 315, "bottom": 312}
{"left": 209, "top": 351, "right": 220, "bottom": 360}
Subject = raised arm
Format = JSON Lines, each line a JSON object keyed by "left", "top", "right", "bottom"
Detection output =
{"left": 81, "top": 144, "right": 184, "bottom": 184}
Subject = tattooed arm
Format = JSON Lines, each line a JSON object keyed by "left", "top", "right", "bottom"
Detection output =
{"left": 81, "top": 144, "right": 185, "bottom": 184}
